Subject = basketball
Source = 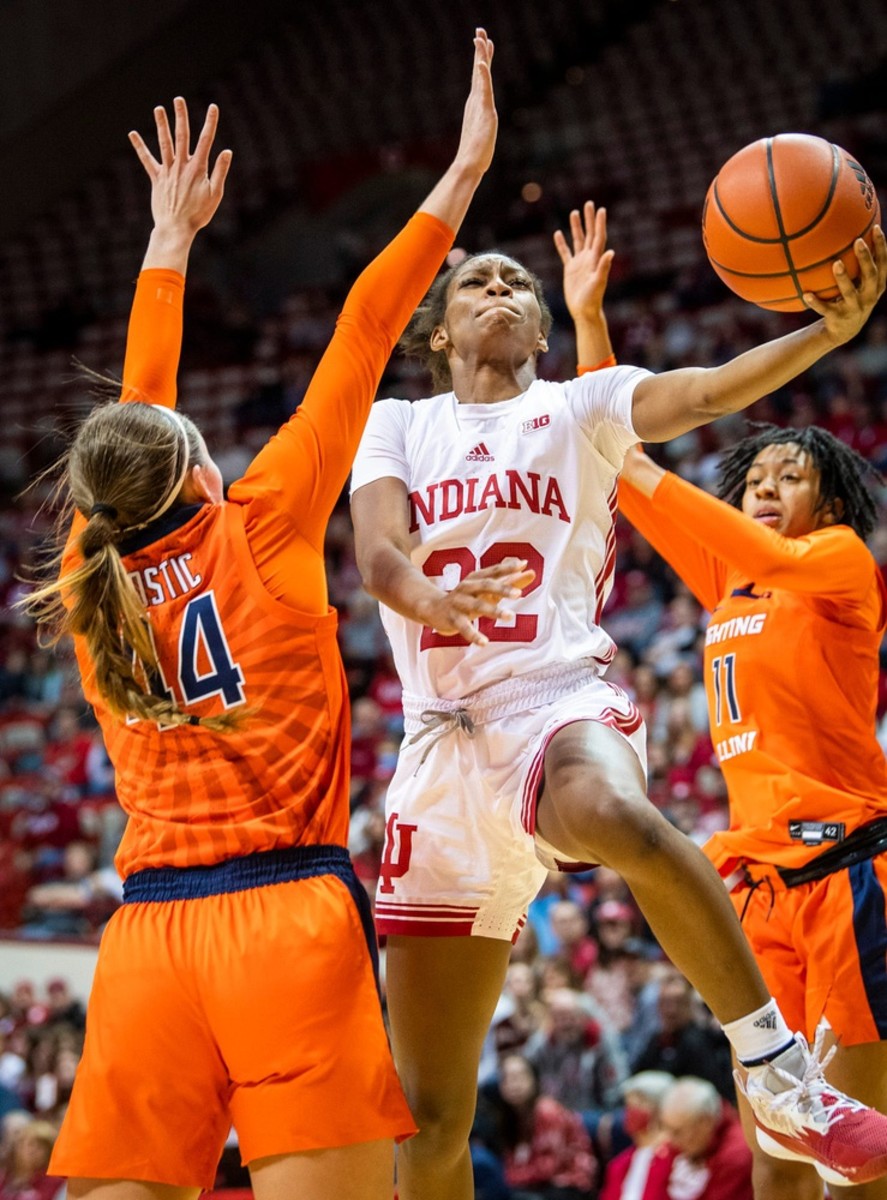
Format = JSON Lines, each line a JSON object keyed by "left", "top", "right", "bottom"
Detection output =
{"left": 702, "top": 134, "right": 880, "bottom": 312}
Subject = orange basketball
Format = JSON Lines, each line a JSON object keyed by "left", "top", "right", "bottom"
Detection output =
{"left": 702, "top": 134, "right": 880, "bottom": 312}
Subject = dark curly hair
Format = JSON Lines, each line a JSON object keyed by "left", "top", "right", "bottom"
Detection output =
{"left": 716, "top": 422, "right": 882, "bottom": 541}
{"left": 398, "top": 251, "right": 553, "bottom": 393}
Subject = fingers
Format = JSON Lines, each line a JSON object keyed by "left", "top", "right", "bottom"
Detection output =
{"left": 192, "top": 102, "right": 220, "bottom": 169}
{"left": 209, "top": 148, "right": 234, "bottom": 196}
{"left": 128, "top": 129, "right": 159, "bottom": 179}
{"left": 173, "top": 96, "right": 190, "bottom": 160}
{"left": 553, "top": 227, "right": 570, "bottom": 266}
{"left": 154, "top": 105, "right": 174, "bottom": 168}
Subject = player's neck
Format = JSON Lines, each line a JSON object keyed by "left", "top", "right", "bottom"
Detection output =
{"left": 450, "top": 358, "right": 537, "bottom": 405}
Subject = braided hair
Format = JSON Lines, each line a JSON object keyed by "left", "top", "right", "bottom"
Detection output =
{"left": 716, "top": 422, "right": 882, "bottom": 542}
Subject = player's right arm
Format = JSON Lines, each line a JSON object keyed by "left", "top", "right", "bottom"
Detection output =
{"left": 351, "top": 405, "right": 534, "bottom": 649}
{"left": 630, "top": 228, "right": 886, "bottom": 442}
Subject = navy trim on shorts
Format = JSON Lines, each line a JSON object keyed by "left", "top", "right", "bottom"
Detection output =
{"left": 849, "top": 857, "right": 887, "bottom": 1038}
{"left": 122, "top": 844, "right": 353, "bottom": 903}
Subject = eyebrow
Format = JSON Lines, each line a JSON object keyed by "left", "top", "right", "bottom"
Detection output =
{"left": 748, "top": 456, "right": 804, "bottom": 470}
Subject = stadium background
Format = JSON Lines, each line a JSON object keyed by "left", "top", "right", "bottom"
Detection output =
{"left": 0, "top": 0, "right": 886, "bottom": 1193}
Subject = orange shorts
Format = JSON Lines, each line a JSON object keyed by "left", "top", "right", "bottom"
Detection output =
{"left": 50, "top": 851, "right": 416, "bottom": 1189}
{"left": 732, "top": 853, "right": 887, "bottom": 1046}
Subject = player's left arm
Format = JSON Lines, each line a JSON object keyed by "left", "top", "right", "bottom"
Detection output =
{"left": 643, "top": 465, "right": 877, "bottom": 604}
{"left": 121, "top": 98, "right": 231, "bottom": 408}
{"left": 630, "top": 228, "right": 886, "bottom": 442}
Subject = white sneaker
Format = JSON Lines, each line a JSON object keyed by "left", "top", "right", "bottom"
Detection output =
{"left": 737, "top": 1024, "right": 887, "bottom": 1186}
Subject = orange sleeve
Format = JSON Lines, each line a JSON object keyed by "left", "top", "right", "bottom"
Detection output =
{"left": 229, "top": 211, "right": 454, "bottom": 564}
{"left": 64, "top": 268, "right": 185, "bottom": 557}
{"left": 654, "top": 471, "right": 878, "bottom": 604}
{"left": 619, "top": 474, "right": 727, "bottom": 612}
{"left": 119, "top": 268, "right": 184, "bottom": 408}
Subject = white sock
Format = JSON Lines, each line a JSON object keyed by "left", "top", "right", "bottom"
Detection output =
{"left": 722, "top": 999, "right": 795, "bottom": 1067}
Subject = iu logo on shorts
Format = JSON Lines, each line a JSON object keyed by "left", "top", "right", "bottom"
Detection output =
{"left": 378, "top": 812, "right": 418, "bottom": 894}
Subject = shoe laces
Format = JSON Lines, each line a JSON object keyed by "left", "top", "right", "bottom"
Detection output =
{"left": 741, "top": 1023, "right": 866, "bottom": 1132}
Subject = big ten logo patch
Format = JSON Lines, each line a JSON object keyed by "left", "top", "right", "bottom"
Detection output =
{"left": 521, "top": 414, "right": 550, "bottom": 434}
{"left": 379, "top": 812, "right": 418, "bottom": 893}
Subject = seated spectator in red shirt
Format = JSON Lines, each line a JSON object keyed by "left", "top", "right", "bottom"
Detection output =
{"left": 41, "top": 708, "right": 92, "bottom": 796}
{"left": 493, "top": 1053, "right": 596, "bottom": 1199}
{"left": 659, "top": 1077, "right": 752, "bottom": 1200}
{"left": 600, "top": 1070, "right": 677, "bottom": 1200}
{"left": 550, "top": 900, "right": 599, "bottom": 985}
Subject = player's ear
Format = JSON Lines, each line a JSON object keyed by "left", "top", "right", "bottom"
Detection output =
{"left": 430, "top": 324, "right": 451, "bottom": 353}
{"left": 183, "top": 463, "right": 215, "bottom": 504}
{"left": 536, "top": 330, "right": 549, "bottom": 355}
{"left": 820, "top": 495, "right": 844, "bottom": 525}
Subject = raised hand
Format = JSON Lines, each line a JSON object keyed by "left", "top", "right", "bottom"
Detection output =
{"left": 426, "top": 558, "right": 535, "bottom": 647}
{"left": 554, "top": 201, "right": 615, "bottom": 324}
{"left": 803, "top": 226, "right": 887, "bottom": 345}
{"left": 453, "top": 28, "right": 497, "bottom": 179}
{"left": 419, "top": 29, "right": 497, "bottom": 230}
{"left": 130, "top": 98, "right": 232, "bottom": 242}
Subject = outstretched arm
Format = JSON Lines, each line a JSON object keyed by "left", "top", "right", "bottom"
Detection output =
{"left": 121, "top": 98, "right": 232, "bottom": 407}
{"left": 555, "top": 200, "right": 616, "bottom": 371}
{"left": 631, "top": 228, "right": 887, "bottom": 442}
{"left": 231, "top": 30, "right": 499, "bottom": 552}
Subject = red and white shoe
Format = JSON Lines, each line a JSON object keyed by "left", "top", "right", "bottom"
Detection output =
{"left": 737, "top": 1025, "right": 887, "bottom": 1186}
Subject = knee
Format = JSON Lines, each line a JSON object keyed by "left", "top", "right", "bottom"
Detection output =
{"left": 400, "top": 1091, "right": 476, "bottom": 1170}
{"left": 542, "top": 765, "right": 668, "bottom": 866}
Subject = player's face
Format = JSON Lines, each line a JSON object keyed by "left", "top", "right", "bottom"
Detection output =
{"left": 431, "top": 255, "right": 547, "bottom": 360}
{"left": 740, "top": 442, "right": 836, "bottom": 538}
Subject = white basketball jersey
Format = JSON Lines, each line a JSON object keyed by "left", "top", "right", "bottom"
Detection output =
{"left": 350, "top": 368, "right": 649, "bottom": 699}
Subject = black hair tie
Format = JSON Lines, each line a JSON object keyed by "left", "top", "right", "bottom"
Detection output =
{"left": 89, "top": 502, "right": 118, "bottom": 520}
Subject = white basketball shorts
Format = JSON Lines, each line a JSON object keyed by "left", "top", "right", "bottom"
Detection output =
{"left": 374, "top": 661, "right": 647, "bottom": 942}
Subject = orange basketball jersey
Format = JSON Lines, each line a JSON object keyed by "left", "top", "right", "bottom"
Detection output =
{"left": 64, "top": 213, "right": 454, "bottom": 877}
{"left": 619, "top": 470, "right": 887, "bottom": 874}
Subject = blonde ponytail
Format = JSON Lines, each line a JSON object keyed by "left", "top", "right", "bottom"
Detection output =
{"left": 21, "top": 402, "right": 242, "bottom": 732}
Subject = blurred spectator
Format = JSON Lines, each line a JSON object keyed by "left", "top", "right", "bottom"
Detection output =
{"left": 21, "top": 842, "right": 121, "bottom": 939}
{"left": 632, "top": 976, "right": 733, "bottom": 1101}
{"left": 489, "top": 1053, "right": 596, "bottom": 1200}
{"left": 0, "top": 1117, "right": 60, "bottom": 1200}
{"left": 659, "top": 1077, "right": 752, "bottom": 1200}
{"left": 42, "top": 709, "right": 92, "bottom": 797}
{"left": 549, "top": 901, "right": 598, "bottom": 986}
{"left": 43, "top": 982, "right": 84, "bottom": 1034}
{"left": 524, "top": 988, "right": 626, "bottom": 1115}
{"left": 599, "top": 1071, "right": 677, "bottom": 1200}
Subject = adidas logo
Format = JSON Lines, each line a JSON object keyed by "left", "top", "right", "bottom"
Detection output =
{"left": 753, "top": 1013, "right": 779, "bottom": 1030}
{"left": 466, "top": 442, "right": 494, "bottom": 462}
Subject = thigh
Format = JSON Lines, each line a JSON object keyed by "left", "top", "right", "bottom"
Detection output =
{"left": 385, "top": 934, "right": 514, "bottom": 1121}
{"left": 67, "top": 1182, "right": 200, "bottom": 1200}
{"left": 203, "top": 876, "right": 415, "bottom": 1164}
{"left": 376, "top": 724, "right": 550, "bottom": 942}
{"left": 249, "top": 1140, "right": 394, "bottom": 1200}
{"left": 50, "top": 905, "right": 231, "bottom": 1190}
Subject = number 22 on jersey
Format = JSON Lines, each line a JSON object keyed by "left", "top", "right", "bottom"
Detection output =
{"left": 420, "top": 541, "right": 544, "bottom": 649}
